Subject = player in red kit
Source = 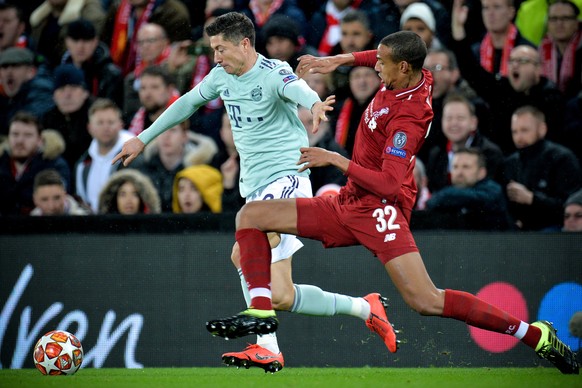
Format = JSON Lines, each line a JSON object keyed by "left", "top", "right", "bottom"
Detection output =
{"left": 206, "top": 31, "right": 579, "bottom": 374}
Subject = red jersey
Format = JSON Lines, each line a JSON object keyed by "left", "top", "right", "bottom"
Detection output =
{"left": 341, "top": 50, "right": 434, "bottom": 213}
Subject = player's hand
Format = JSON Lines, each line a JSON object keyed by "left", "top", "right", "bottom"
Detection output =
{"left": 311, "top": 95, "right": 335, "bottom": 134}
{"left": 451, "top": 0, "right": 469, "bottom": 40}
{"left": 112, "top": 137, "right": 145, "bottom": 166}
{"left": 296, "top": 54, "right": 350, "bottom": 77}
{"left": 297, "top": 146, "right": 349, "bottom": 173}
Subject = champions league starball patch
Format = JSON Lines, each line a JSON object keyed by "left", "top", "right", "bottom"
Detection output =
{"left": 385, "top": 132, "right": 408, "bottom": 158}
{"left": 279, "top": 69, "right": 293, "bottom": 75}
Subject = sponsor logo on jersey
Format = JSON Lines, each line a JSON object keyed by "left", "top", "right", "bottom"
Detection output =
{"left": 385, "top": 146, "right": 407, "bottom": 158}
{"left": 251, "top": 87, "right": 263, "bottom": 101}
{"left": 223, "top": 89, "right": 230, "bottom": 97}
{"left": 283, "top": 75, "right": 298, "bottom": 83}
{"left": 279, "top": 69, "right": 293, "bottom": 75}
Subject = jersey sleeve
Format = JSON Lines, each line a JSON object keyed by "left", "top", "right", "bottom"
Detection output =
{"left": 353, "top": 50, "right": 378, "bottom": 68}
{"left": 271, "top": 64, "right": 320, "bottom": 110}
{"left": 137, "top": 71, "right": 219, "bottom": 145}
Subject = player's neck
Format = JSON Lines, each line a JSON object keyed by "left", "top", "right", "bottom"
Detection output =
{"left": 237, "top": 51, "right": 258, "bottom": 76}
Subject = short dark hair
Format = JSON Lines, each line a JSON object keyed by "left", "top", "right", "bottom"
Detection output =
{"left": 454, "top": 147, "right": 486, "bottom": 169}
{"left": 549, "top": 0, "right": 580, "bottom": 17}
{"left": 443, "top": 93, "right": 476, "bottom": 116}
{"left": 427, "top": 48, "right": 458, "bottom": 70}
{"left": 33, "top": 169, "right": 66, "bottom": 192}
{"left": 140, "top": 65, "right": 174, "bottom": 86}
{"left": 0, "top": 4, "right": 24, "bottom": 23}
{"left": 380, "top": 31, "right": 427, "bottom": 71}
{"left": 89, "top": 98, "right": 122, "bottom": 118}
{"left": 205, "top": 12, "right": 255, "bottom": 47}
{"left": 513, "top": 105, "right": 546, "bottom": 123}
{"left": 341, "top": 9, "right": 371, "bottom": 32}
{"left": 10, "top": 111, "right": 42, "bottom": 134}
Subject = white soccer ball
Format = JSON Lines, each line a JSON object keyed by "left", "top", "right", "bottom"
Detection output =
{"left": 33, "top": 330, "right": 84, "bottom": 375}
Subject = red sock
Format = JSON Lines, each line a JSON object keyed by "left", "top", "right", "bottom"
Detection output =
{"left": 236, "top": 228, "right": 272, "bottom": 310}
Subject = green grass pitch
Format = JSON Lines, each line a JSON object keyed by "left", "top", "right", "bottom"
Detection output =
{"left": 1, "top": 367, "right": 580, "bottom": 388}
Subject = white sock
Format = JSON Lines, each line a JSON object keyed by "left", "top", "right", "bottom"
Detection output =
{"left": 291, "top": 284, "right": 370, "bottom": 320}
{"left": 239, "top": 269, "right": 280, "bottom": 354}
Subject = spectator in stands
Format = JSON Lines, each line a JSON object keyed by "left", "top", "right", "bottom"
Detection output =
{"left": 329, "top": 10, "right": 376, "bottom": 97}
{"left": 42, "top": 64, "right": 93, "bottom": 171}
{"left": 75, "top": 98, "right": 134, "bottom": 213}
{"left": 563, "top": 91, "right": 582, "bottom": 165}
{"left": 394, "top": 0, "right": 452, "bottom": 46}
{"left": 301, "top": 71, "right": 332, "bottom": 100}
{"left": 298, "top": 106, "right": 348, "bottom": 196}
{"left": 413, "top": 158, "right": 431, "bottom": 210}
{"left": 98, "top": 168, "right": 161, "bottom": 214}
{"left": 172, "top": 164, "right": 223, "bottom": 214}
{"left": 400, "top": 2, "right": 443, "bottom": 50}
{"left": 240, "top": 0, "right": 308, "bottom": 53}
{"left": 331, "top": 66, "right": 381, "bottom": 156}
{"left": 539, "top": 0, "right": 582, "bottom": 99}
{"left": 449, "top": 18, "right": 567, "bottom": 155}
{"left": 0, "top": 4, "right": 28, "bottom": 53}
{"left": 425, "top": 147, "right": 511, "bottom": 230}
{"left": 133, "top": 119, "right": 217, "bottom": 212}
{"left": 502, "top": 106, "right": 582, "bottom": 231}
{"left": 426, "top": 94, "right": 503, "bottom": 193}
{"left": 62, "top": 18, "right": 124, "bottom": 106}
{"left": 0, "top": 47, "right": 55, "bottom": 136}
{"left": 29, "top": 0, "right": 105, "bottom": 69}
{"left": 262, "top": 14, "right": 318, "bottom": 71}
{"left": 452, "top": 0, "right": 533, "bottom": 77}
{"left": 127, "top": 65, "right": 179, "bottom": 135}
{"left": 563, "top": 188, "right": 582, "bottom": 232}
{"left": 103, "top": 0, "right": 191, "bottom": 76}
{"left": 420, "top": 48, "right": 490, "bottom": 163}
{"left": 31, "top": 168, "right": 90, "bottom": 215}
{"left": 0, "top": 112, "right": 70, "bottom": 215}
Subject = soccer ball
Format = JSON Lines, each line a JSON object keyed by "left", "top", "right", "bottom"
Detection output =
{"left": 33, "top": 330, "right": 83, "bottom": 375}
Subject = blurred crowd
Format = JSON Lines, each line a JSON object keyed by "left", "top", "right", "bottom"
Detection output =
{"left": 0, "top": 0, "right": 581, "bottom": 232}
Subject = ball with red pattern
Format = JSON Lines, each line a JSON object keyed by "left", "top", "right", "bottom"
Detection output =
{"left": 33, "top": 330, "right": 83, "bottom": 375}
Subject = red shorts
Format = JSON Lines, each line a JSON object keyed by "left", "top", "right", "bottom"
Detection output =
{"left": 296, "top": 195, "right": 418, "bottom": 265}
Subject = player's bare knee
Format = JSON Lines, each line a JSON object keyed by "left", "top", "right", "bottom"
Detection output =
{"left": 230, "top": 243, "right": 240, "bottom": 267}
{"left": 236, "top": 202, "right": 263, "bottom": 230}
{"left": 404, "top": 292, "right": 443, "bottom": 316}
{"left": 271, "top": 294, "right": 294, "bottom": 311}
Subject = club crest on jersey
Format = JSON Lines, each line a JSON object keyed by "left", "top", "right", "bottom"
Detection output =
{"left": 279, "top": 69, "right": 293, "bottom": 75}
{"left": 251, "top": 87, "right": 263, "bottom": 101}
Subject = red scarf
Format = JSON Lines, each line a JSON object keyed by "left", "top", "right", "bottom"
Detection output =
{"left": 318, "top": 0, "right": 363, "bottom": 56}
{"left": 133, "top": 45, "right": 171, "bottom": 79}
{"left": 110, "top": 0, "right": 156, "bottom": 75}
{"left": 190, "top": 54, "right": 223, "bottom": 111}
{"left": 480, "top": 23, "right": 518, "bottom": 76}
{"left": 335, "top": 98, "right": 353, "bottom": 147}
{"left": 540, "top": 30, "right": 582, "bottom": 93}
{"left": 249, "top": 0, "right": 284, "bottom": 27}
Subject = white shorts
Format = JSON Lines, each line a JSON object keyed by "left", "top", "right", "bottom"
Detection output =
{"left": 246, "top": 175, "right": 312, "bottom": 263}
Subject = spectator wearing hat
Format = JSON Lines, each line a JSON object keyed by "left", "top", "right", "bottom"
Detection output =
{"left": 0, "top": 47, "right": 55, "bottom": 135}
{"left": 262, "top": 14, "right": 317, "bottom": 71}
{"left": 62, "top": 18, "right": 123, "bottom": 106}
{"left": 563, "top": 188, "right": 582, "bottom": 232}
{"left": 172, "top": 164, "right": 223, "bottom": 214}
{"left": 400, "top": 2, "right": 443, "bottom": 50}
{"left": 29, "top": 0, "right": 105, "bottom": 69}
{"left": 42, "top": 63, "right": 94, "bottom": 172}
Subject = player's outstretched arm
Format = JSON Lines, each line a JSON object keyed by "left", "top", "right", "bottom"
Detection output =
{"left": 112, "top": 137, "right": 145, "bottom": 167}
{"left": 296, "top": 53, "right": 355, "bottom": 77}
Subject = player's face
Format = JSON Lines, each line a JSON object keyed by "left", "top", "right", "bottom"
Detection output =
{"left": 157, "top": 124, "right": 187, "bottom": 156}
{"left": 442, "top": 101, "right": 477, "bottom": 144}
{"left": 451, "top": 153, "right": 485, "bottom": 188}
{"left": 402, "top": 19, "right": 433, "bottom": 48}
{"left": 424, "top": 52, "right": 459, "bottom": 98}
{"left": 511, "top": 112, "right": 546, "bottom": 149}
{"left": 374, "top": 45, "right": 403, "bottom": 90}
{"left": 177, "top": 178, "right": 203, "bottom": 213}
{"left": 349, "top": 66, "right": 380, "bottom": 103}
{"left": 139, "top": 74, "right": 171, "bottom": 112}
{"left": 210, "top": 34, "right": 250, "bottom": 76}
{"left": 116, "top": 181, "right": 141, "bottom": 215}
{"left": 266, "top": 36, "right": 296, "bottom": 62}
{"left": 481, "top": 0, "right": 514, "bottom": 33}
{"left": 508, "top": 46, "right": 540, "bottom": 92}
{"left": 547, "top": 3, "right": 579, "bottom": 42}
{"left": 340, "top": 21, "right": 372, "bottom": 53}
{"left": 563, "top": 203, "right": 582, "bottom": 232}
{"left": 8, "top": 121, "right": 41, "bottom": 160}
{"left": 88, "top": 108, "right": 123, "bottom": 147}
{"left": 33, "top": 184, "right": 67, "bottom": 215}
